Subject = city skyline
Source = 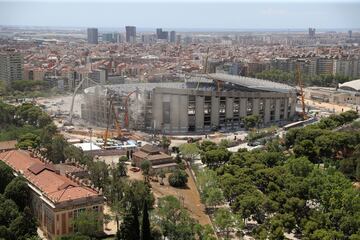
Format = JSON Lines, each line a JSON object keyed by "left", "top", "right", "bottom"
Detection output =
{"left": 0, "top": 1, "right": 359, "bottom": 29}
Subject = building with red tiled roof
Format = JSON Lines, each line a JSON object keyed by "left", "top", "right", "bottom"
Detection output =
{"left": 132, "top": 144, "right": 177, "bottom": 173}
{"left": 0, "top": 149, "right": 104, "bottom": 239}
{"left": 0, "top": 140, "right": 17, "bottom": 152}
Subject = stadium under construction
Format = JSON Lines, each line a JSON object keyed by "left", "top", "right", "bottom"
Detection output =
{"left": 81, "top": 73, "right": 297, "bottom": 134}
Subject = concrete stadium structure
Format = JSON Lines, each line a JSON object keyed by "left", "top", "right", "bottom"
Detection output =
{"left": 81, "top": 73, "right": 297, "bottom": 134}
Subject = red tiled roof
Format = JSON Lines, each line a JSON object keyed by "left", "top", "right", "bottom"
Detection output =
{"left": 0, "top": 150, "right": 100, "bottom": 204}
{"left": 0, "top": 140, "right": 17, "bottom": 151}
{"left": 28, "top": 163, "right": 56, "bottom": 175}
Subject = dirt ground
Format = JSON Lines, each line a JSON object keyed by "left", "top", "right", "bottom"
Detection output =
{"left": 305, "top": 98, "right": 353, "bottom": 113}
{"left": 127, "top": 166, "right": 212, "bottom": 226}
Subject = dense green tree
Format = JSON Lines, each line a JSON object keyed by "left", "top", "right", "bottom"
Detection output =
{"left": 286, "top": 157, "right": 313, "bottom": 177}
{"left": 17, "top": 132, "right": 40, "bottom": 149}
{"left": 214, "top": 208, "right": 243, "bottom": 240}
{"left": 88, "top": 161, "right": 110, "bottom": 190}
{"left": 8, "top": 207, "right": 37, "bottom": 240}
{"left": 140, "top": 160, "right": 151, "bottom": 179}
{"left": 199, "top": 140, "right": 217, "bottom": 152}
{"left": 293, "top": 139, "right": 319, "bottom": 164}
{"left": 179, "top": 143, "right": 200, "bottom": 162}
{"left": 141, "top": 201, "right": 152, "bottom": 240}
{"left": 72, "top": 210, "right": 102, "bottom": 239}
{"left": 155, "top": 195, "right": 200, "bottom": 240}
{"left": 50, "top": 135, "right": 67, "bottom": 163}
{"left": 160, "top": 136, "right": 171, "bottom": 152}
{"left": 169, "top": 170, "right": 188, "bottom": 188}
{"left": 201, "top": 148, "right": 231, "bottom": 169}
{"left": 243, "top": 115, "right": 260, "bottom": 129}
{"left": 0, "top": 194, "right": 19, "bottom": 227}
{"left": 4, "top": 177, "right": 29, "bottom": 210}
{"left": 120, "top": 180, "right": 155, "bottom": 216}
{"left": 0, "top": 101, "right": 16, "bottom": 126}
{"left": 113, "top": 159, "right": 127, "bottom": 178}
{"left": 0, "top": 161, "right": 14, "bottom": 193}
{"left": 118, "top": 206, "right": 140, "bottom": 240}
{"left": 205, "top": 188, "right": 224, "bottom": 209}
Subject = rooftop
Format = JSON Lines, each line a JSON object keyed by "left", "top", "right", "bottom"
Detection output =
{"left": 84, "top": 73, "right": 296, "bottom": 95}
{"left": 206, "top": 73, "right": 296, "bottom": 94}
{"left": 339, "top": 79, "right": 360, "bottom": 92}
{"left": 0, "top": 150, "right": 101, "bottom": 207}
{"left": 0, "top": 140, "right": 18, "bottom": 151}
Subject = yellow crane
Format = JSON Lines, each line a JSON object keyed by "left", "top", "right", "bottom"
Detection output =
{"left": 103, "top": 95, "right": 124, "bottom": 147}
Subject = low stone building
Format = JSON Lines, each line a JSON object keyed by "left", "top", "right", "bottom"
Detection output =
{"left": 0, "top": 149, "right": 104, "bottom": 239}
{"left": 132, "top": 144, "right": 177, "bottom": 173}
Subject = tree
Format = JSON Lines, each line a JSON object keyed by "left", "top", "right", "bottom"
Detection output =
{"left": 4, "top": 177, "right": 29, "bottom": 210}
{"left": 50, "top": 135, "right": 67, "bottom": 163}
{"left": 201, "top": 148, "right": 231, "bottom": 169}
{"left": 0, "top": 194, "right": 19, "bottom": 227}
{"left": 120, "top": 180, "right": 155, "bottom": 217}
{"left": 179, "top": 143, "right": 199, "bottom": 162}
{"left": 88, "top": 161, "right": 110, "bottom": 190}
{"left": 158, "top": 170, "right": 166, "bottom": 185}
{"left": 9, "top": 207, "right": 37, "bottom": 240}
{"left": 214, "top": 208, "right": 243, "bottom": 239}
{"left": 169, "top": 170, "right": 188, "bottom": 188}
{"left": 17, "top": 133, "right": 40, "bottom": 149}
{"left": 293, "top": 139, "right": 319, "bottom": 164}
{"left": 140, "top": 160, "right": 152, "bottom": 179}
{"left": 118, "top": 207, "right": 140, "bottom": 240}
{"left": 205, "top": 188, "right": 224, "bottom": 209}
{"left": 155, "top": 195, "right": 200, "bottom": 240}
{"left": 286, "top": 157, "right": 313, "bottom": 177}
{"left": 0, "top": 161, "right": 14, "bottom": 193}
{"left": 199, "top": 140, "right": 217, "bottom": 152}
{"left": 160, "top": 136, "right": 171, "bottom": 152}
{"left": 141, "top": 201, "right": 152, "bottom": 240}
{"left": 244, "top": 115, "right": 260, "bottom": 129}
{"left": 72, "top": 210, "right": 102, "bottom": 238}
{"left": 356, "top": 161, "right": 360, "bottom": 181}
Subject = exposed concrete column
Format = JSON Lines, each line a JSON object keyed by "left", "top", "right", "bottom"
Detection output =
{"left": 226, "top": 97, "right": 234, "bottom": 129}
{"left": 152, "top": 93, "right": 163, "bottom": 131}
{"left": 264, "top": 98, "right": 271, "bottom": 124}
{"left": 252, "top": 98, "right": 259, "bottom": 116}
{"left": 211, "top": 96, "right": 220, "bottom": 127}
{"left": 170, "top": 95, "right": 180, "bottom": 133}
{"left": 290, "top": 96, "right": 296, "bottom": 119}
{"left": 283, "top": 98, "right": 289, "bottom": 120}
{"left": 275, "top": 98, "right": 281, "bottom": 121}
{"left": 179, "top": 95, "right": 189, "bottom": 132}
{"left": 195, "top": 96, "right": 204, "bottom": 131}
{"left": 226, "top": 97, "right": 234, "bottom": 119}
{"left": 239, "top": 98, "right": 247, "bottom": 118}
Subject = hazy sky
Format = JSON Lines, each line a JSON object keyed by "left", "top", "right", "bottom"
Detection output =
{"left": 0, "top": 0, "right": 359, "bottom": 29}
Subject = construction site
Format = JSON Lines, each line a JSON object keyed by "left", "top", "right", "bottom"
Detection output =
{"left": 80, "top": 73, "right": 298, "bottom": 135}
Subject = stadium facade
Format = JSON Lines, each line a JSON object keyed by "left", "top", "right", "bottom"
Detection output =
{"left": 81, "top": 73, "right": 297, "bottom": 134}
